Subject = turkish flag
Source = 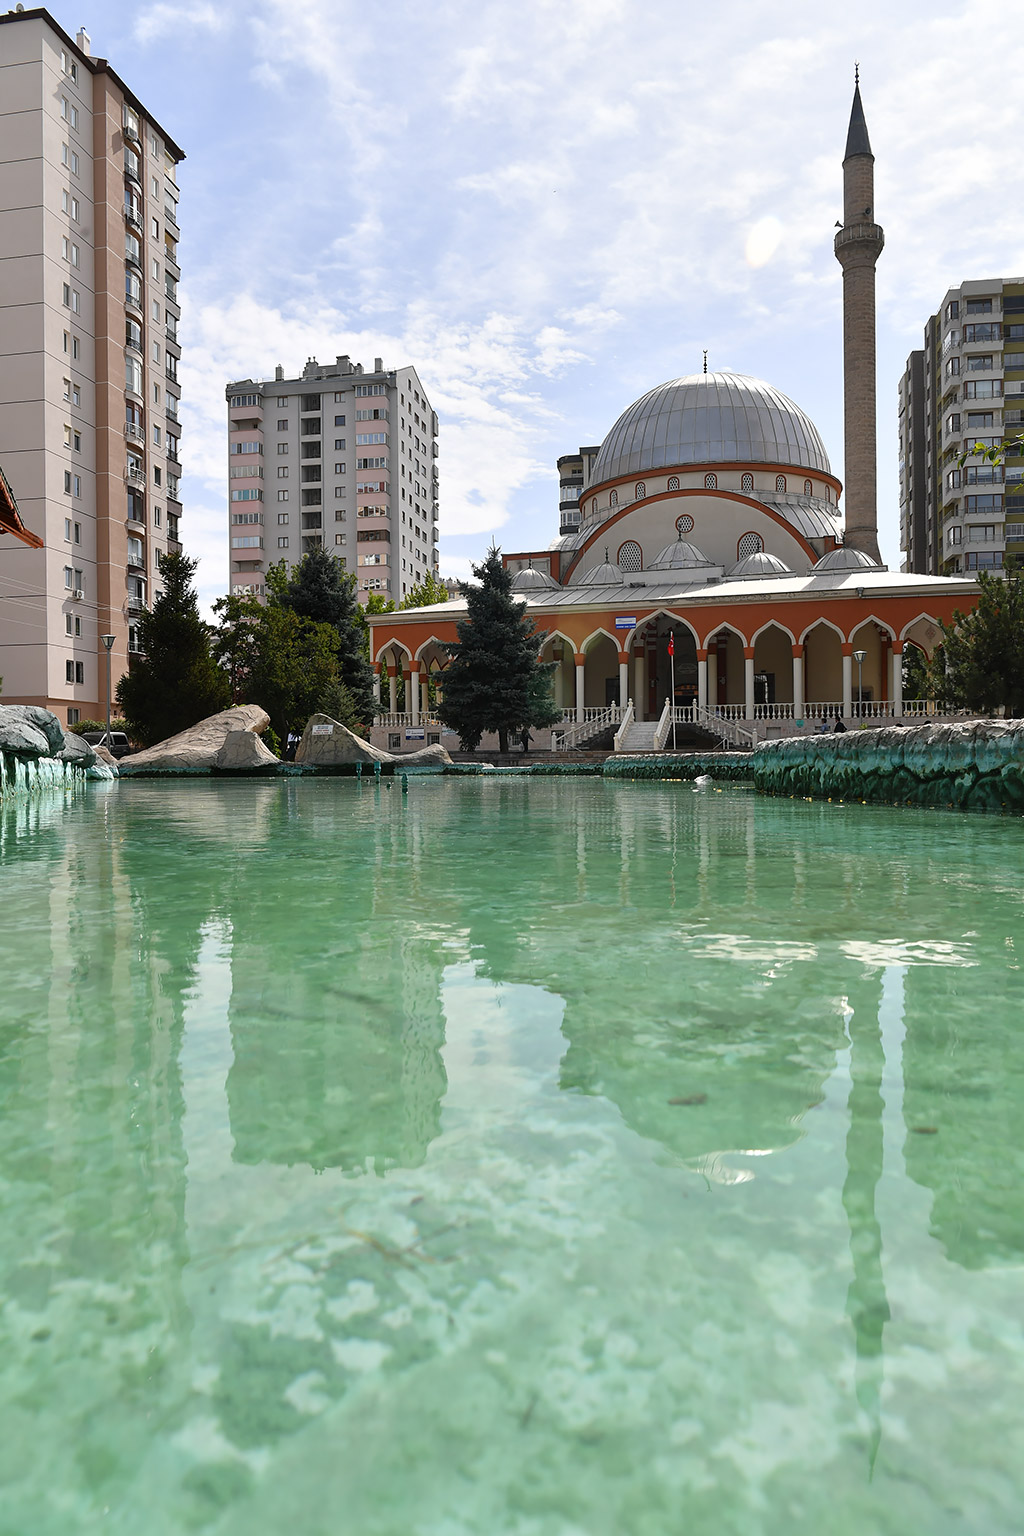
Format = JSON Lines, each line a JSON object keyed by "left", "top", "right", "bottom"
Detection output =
{"left": 667, "top": 634, "right": 674, "bottom": 657}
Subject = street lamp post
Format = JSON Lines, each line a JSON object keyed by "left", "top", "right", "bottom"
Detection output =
{"left": 852, "top": 648, "right": 866, "bottom": 721}
{"left": 101, "top": 634, "right": 116, "bottom": 746}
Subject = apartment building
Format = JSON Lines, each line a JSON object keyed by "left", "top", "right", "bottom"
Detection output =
{"left": 0, "top": 9, "right": 184, "bottom": 722}
{"left": 899, "top": 277, "right": 1024, "bottom": 576}
{"left": 225, "top": 355, "right": 438, "bottom": 604}
{"left": 555, "top": 445, "right": 600, "bottom": 537}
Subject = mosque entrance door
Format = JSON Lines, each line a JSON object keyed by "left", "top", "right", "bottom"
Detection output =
{"left": 634, "top": 617, "right": 696, "bottom": 718}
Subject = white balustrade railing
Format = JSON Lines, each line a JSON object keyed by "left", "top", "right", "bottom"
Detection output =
{"left": 375, "top": 712, "right": 443, "bottom": 728}
{"left": 612, "top": 699, "right": 634, "bottom": 752}
{"left": 552, "top": 703, "right": 623, "bottom": 752}
{"left": 676, "top": 704, "right": 756, "bottom": 749}
{"left": 653, "top": 697, "right": 673, "bottom": 750}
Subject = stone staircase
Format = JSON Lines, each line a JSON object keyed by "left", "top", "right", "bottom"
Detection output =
{"left": 617, "top": 720, "right": 660, "bottom": 753}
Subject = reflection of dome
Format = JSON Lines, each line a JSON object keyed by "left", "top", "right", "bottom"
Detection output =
{"left": 650, "top": 537, "right": 716, "bottom": 572}
{"left": 511, "top": 565, "right": 558, "bottom": 592}
{"left": 591, "top": 371, "right": 831, "bottom": 483}
{"left": 579, "top": 549, "right": 624, "bottom": 585}
{"left": 728, "top": 550, "right": 793, "bottom": 580}
{"left": 813, "top": 545, "right": 885, "bottom": 572}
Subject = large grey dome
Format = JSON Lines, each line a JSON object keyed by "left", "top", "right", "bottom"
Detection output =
{"left": 590, "top": 372, "right": 831, "bottom": 483}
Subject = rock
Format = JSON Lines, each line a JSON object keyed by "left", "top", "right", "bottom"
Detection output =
{"left": 295, "top": 714, "right": 391, "bottom": 766}
{"left": 215, "top": 729, "right": 280, "bottom": 771}
{"left": 0, "top": 716, "right": 51, "bottom": 759}
{"left": 92, "top": 744, "right": 118, "bottom": 767}
{"left": 119, "top": 705, "right": 271, "bottom": 775}
{"left": 58, "top": 730, "right": 97, "bottom": 769}
{"left": 0, "top": 704, "right": 65, "bottom": 757}
{"left": 86, "top": 761, "right": 116, "bottom": 781}
{"left": 400, "top": 744, "right": 452, "bottom": 767}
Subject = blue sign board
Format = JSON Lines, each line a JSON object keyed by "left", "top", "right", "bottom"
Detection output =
{"left": 614, "top": 616, "right": 637, "bottom": 630}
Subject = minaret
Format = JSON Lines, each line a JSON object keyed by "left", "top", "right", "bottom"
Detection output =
{"left": 834, "top": 72, "right": 884, "bottom": 562}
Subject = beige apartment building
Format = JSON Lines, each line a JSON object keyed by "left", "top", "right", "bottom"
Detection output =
{"left": 899, "top": 277, "right": 1024, "bottom": 576}
{"left": 0, "top": 8, "right": 184, "bottom": 723}
{"left": 225, "top": 356, "right": 438, "bottom": 605}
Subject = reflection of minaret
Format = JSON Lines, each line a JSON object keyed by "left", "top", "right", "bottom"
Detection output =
{"left": 834, "top": 71, "right": 884, "bottom": 563}
{"left": 842, "top": 973, "right": 890, "bottom": 1473}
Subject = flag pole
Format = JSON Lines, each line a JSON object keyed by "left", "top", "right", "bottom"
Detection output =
{"left": 669, "top": 630, "right": 676, "bottom": 751}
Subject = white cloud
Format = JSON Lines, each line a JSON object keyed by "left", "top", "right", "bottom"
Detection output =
{"left": 133, "top": 1, "right": 229, "bottom": 44}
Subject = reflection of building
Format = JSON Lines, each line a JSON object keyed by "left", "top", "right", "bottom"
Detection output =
{"left": 224, "top": 355, "right": 438, "bottom": 606}
{"left": 0, "top": 8, "right": 185, "bottom": 725}
{"left": 900, "top": 275, "right": 1024, "bottom": 576}
{"left": 367, "top": 83, "right": 979, "bottom": 744}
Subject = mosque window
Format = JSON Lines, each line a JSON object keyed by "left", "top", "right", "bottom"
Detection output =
{"left": 741, "top": 472, "right": 754, "bottom": 493}
{"left": 618, "top": 540, "right": 643, "bottom": 573}
{"left": 776, "top": 474, "right": 787, "bottom": 492}
{"left": 667, "top": 476, "right": 679, "bottom": 491}
{"left": 704, "top": 472, "right": 718, "bottom": 490}
{"left": 635, "top": 482, "right": 646, "bottom": 499}
{"left": 609, "top": 489, "right": 618, "bottom": 507}
{"left": 803, "top": 478, "right": 813, "bottom": 495}
{"left": 675, "top": 514, "right": 694, "bottom": 535}
{"left": 737, "top": 532, "right": 764, "bottom": 559}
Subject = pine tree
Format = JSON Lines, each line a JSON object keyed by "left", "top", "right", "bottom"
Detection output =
{"left": 275, "top": 549, "right": 375, "bottom": 720}
{"left": 438, "top": 546, "right": 558, "bottom": 752}
{"left": 928, "top": 563, "right": 1024, "bottom": 717}
{"left": 116, "top": 551, "right": 231, "bottom": 746}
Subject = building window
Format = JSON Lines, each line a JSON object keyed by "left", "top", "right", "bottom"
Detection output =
{"left": 635, "top": 482, "right": 646, "bottom": 500}
{"left": 667, "top": 476, "right": 679, "bottom": 491}
{"left": 675, "top": 514, "right": 694, "bottom": 535}
{"left": 277, "top": 443, "right": 288, "bottom": 455}
{"left": 277, "top": 466, "right": 288, "bottom": 479}
{"left": 334, "top": 439, "right": 346, "bottom": 451}
{"left": 68, "top": 707, "right": 80, "bottom": 725}
{"left": 608, "top": 489, "right": 618, "bottom": 508}
{"left": 278, "top": 536, "right": 289, "bottom": 548}
{"left": 335, "top": 533, "right": 346, "bottom": 546}
{"left": 966, "top": 551, "right": 1003, "bottom": 569}
{"left": 277, "top": 512, "right": 289, "bottom": 524}
{"left": 277, "top": 490, "right": 289, "bottom": 502}
{"left": 737, "top": 532, "right": 764, "bottom": 558}
{"left": 618, "top": 540, "right": 643, "bottom": 573}
{"left": 803, "top": 478, "right": 813, "bottom": 495}
{"left": 704, "top": 472, "right": 717, "bottom": 490}
{"left": 741, "top": 472, "right": 754, "bottom": 493}
{"left": 775, "top": 475, "right": 787, "bottom": 492}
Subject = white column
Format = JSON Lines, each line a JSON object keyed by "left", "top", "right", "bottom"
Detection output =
{"left": 842, "top": 653, "right": 853, "bottom": 719}
{"left": 891, "top": 646, "right": 903, "bottom": 716}
{"left": 421, "top": 675, "right": 430, "bottom": 720}
{"left": 373, "top": 670, "right": 382, "bottom": 706}
{"left": 634, "top": 648, "right": 645, "bottom": 719}
{"left": 792, "top": 650, "right": 804, "bottom": 717}
{"left": 618, "top": 660, "right": 629, "bottom": 708}
{"left": 575, "top": 658, "right": 586, "bottom": 723}
{"left": 697, "top": 654, "right": 708, "bottom": 710}
{"left": 388, "top": 671, "right": 397, "bottom": 714}
{"left": 743, "top": 653, "right": 755, "bottom": 720}
{"left": 409, "top": 668, "right": 420, "bottom": 725}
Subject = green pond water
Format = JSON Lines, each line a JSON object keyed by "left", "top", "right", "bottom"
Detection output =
{"left": 2, "top": 778, "right": 1023, "bottom": 1536}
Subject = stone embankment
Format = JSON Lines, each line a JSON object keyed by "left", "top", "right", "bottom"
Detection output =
{"left": 0, "top": 703, "right": 111, "bottom": 798}
{"left": 751, "top": 721, "right": 1024, "bottom": 811}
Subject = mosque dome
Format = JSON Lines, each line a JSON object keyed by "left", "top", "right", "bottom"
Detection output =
{"left": 511, "top": 565, "right": 558, "bottom": 592}
{"left": 590, "top": 371, "right": 831, "bottom": 484}
{"left": 649, "top": 537, "right": 716, "bottom": 573}
{"left": 812, "top": 545, "right": 886, "bottom": 573}
{"left": 728, "top": 550, "right": 794, "bottom": 580}
{"left": 579, "top": 550, "right": 624, "bottom": 585}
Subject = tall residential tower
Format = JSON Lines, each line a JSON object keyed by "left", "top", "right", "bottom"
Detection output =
{"left": 899, "top": 277, "right": 1024, "bottom": 575}
{"left": 0, "top": 8, "right": 184, "bottom": 723}
{"left": 225, "top": 355, "right": 438, "bottom": 604}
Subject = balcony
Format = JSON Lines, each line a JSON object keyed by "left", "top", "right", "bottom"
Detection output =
{"left": 124, "top": 467, "right": 146, "bottom": 489}
{"left": 124, "top": 206, "right": 142, "bottom": 233}
{"left": 164, "top": 205, "right": 179, "bottom": 238}
{"left": 125, "top": 290, "right": 143, "bottom": 319}
{"left": 124, "top": 421, "right": 145, "bottom": 446}
{"left": 164, "top": 253, "right": 180, "bottom": 282}
{"left": 165, "top": 325, "right": 178, "bottom": 344}
{"left": 125, "top": 509, "right": 146, "bottom": 532}
{"left": 167, "top": 449, "right": 180, "bottom": 465}
{"left": 126, "top": 594, "right": 147, "bottom": 614}
{"left": 123, "top": 162, "right": 142, "bottom": 189}
{"left": 166, "top": 537, "right": 182, "bottom": 555}
{"left": 123, "top": 121, "right": 140, "bottom": 146}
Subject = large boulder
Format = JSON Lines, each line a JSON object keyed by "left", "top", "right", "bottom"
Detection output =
{"left": 215, "top": 729, "right": 280, "bottom": 771}
{"left": 119, "top": 705, "right": 271, "bottom": 775}
{"left": 295, "top": 714, "right": 452, "bottom": 767}
{"left": 0, "top": 703, "right": 65, "bottom": 758}
{"left": 58, "top": 729, "right": 98, "bottom": 769}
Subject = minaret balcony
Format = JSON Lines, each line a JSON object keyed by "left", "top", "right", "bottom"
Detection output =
{"left": 834, "top": 222, "right": 884, "bottom": 259}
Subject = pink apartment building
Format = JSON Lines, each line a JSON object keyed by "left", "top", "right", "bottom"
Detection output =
{"left": 0, "top": 8, "right": 184, "bottom": 723}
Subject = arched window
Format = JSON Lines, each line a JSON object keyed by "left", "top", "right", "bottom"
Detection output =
{"left": 776, "top": 474, "right": 787, "bottom": 492}
{"left": 667, "top": 475, "right": 679, "bottom": 491}
{"left": 704, "top": 471, "right": 718, "bottom": 490}
{"left": 741, "top": 472, "right": 754, "bottom": 494}
{"left": 737, "top": 532, "right": 764, "bottom": 559}
{"left": 609, "top": 489, "right": 618, "bottom": 507}
{"left": 803, "top": 478, "right": 813, "bottom": 496}
{"left": 635, "top": 481, "right": 646, "bottom": 500}
{"left": 675, "top": 514, "right": 694, "bottom": 535}
{"left": 618, "top": 540, "right": 643, "bottom": 573}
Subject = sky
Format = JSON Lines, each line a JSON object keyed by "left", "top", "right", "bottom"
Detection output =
{"left": 71, "top": 0, "right": 1024, "bottom": 613}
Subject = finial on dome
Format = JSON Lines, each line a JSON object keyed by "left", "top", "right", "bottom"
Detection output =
{"left": 604, "top": 548, "right": 609, "bottom": 562}
{"left": 703, "top": 349, "right": 708, "bottom": 375}
{"left": 854, "top": 60, "right": 859, "bottom": 86}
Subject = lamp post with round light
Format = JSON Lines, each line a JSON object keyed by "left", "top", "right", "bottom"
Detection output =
{"left": 101, "top": 634, "right": 116, "bottom": 747}
{"left": 852, "top": 648, "right": 866, "bottom": 720}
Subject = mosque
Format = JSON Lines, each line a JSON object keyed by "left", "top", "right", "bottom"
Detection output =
{"left": 367, "top": 82, "right": 978, "bottom": 750}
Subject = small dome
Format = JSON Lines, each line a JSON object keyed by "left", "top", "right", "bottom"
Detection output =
{"left": 813, "top": 545, "right": 886, "bottom": 572}
{"left": 578, "top": 548, "right": 624, "bottom": 585}
{"left": 728, "top": 550, "right": 794, "bottom": 580}
{"left": 651, "top": 537, "right": 715, "bottom": 571}
{"left": 511, "top": 565, "right": 558, "bottom": 592}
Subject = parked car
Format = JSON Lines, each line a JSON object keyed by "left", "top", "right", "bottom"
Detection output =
{"left": 81, "top": 730, "right": 132, "bottom": 760}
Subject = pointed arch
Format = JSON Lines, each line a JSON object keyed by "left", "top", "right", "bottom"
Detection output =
{"left": 750, "top": 617, "right": 796, "bottom": 647}
{"left": 899, "top": 612, "right": 943, "bottom": 644}
{"left": 627, "top": 609, "right": 700, "bottom": 651}
{"left": 850, "top": 613, "right": 897, "bottom": 643}
{"left": 699, "top": 618, "right": 750, "bottom": 650}
{"left": 581, "top": 625, "right": 621, "bottom": 653}
{"left": 374, "top": 636, "right": 414, "bottom": 665}
{"left": 798, "top": 614, "right": 846, "bottom": 646}
{"left": 414, "top": 634, "right": 451, "bottom": 662}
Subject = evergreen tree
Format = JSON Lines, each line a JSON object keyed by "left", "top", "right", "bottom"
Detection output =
{"left": 438, "top": 546, "right": 558, "bottom": 752}
{"left": 400, "top": 571, "right": 451, "bottom": 609}
{"left": 116, "top": 551, "right": 230, "bottom": 746}
{"left": 928, "top": 563, "right": 1024, "bottom": 718}
{"left": 274, "top": 549, "right": 375, "bottom": 719}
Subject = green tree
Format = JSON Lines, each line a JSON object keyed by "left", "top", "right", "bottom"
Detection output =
{"left": 901, "top": 643, "right": 930, "bottom": 701}
{"left": 400, "top": 571, "right": 451, "bottom": 609}
{"left": 438, "top": 546, "right": 558, "bottom": 752}
{"left": 928, "top": 565, "right": 1024, "bottom": 718}
{"left": 273, "top": 549, "right": 375, "bottom": 720}
{"left": 116, "top": 551, "right": 230, "bottom": 746}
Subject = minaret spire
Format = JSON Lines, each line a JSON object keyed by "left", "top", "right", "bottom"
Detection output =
{"left": 834, "top": 71, "right": 884, "bottom": 562}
